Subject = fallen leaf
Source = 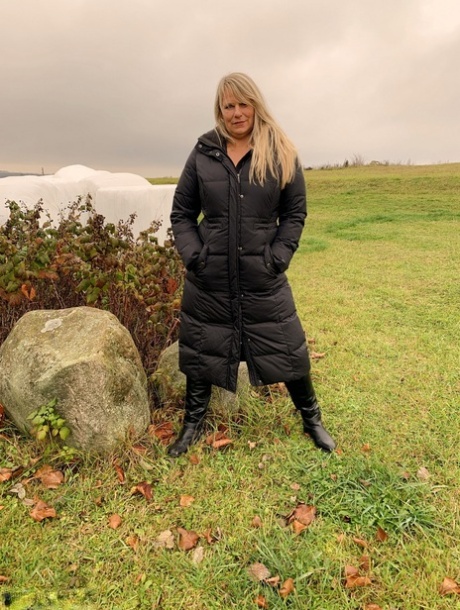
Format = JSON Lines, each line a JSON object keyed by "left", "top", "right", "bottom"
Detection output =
{"left": 205, "top": 430, "right": 233, "bottom": 449}
{"left": 310, "top": 351, "right": 326, "bottom": 360}
{"left": 179, "top": 495, "right": 195, "bottom": 507}
{"left": 336, "top": 533, "right": 346, "bottom": 543}
{"left": 177, "top": 527, "right": 199, "bottom": 551}
{"left": 132, "top": 444, "right": 147, "bottom": 455}
{"left": 30, "top": 500, "right": 57, "bottom": 522}
{"left": 248, "top": 562, "right": 271, "bottom": 582}
{"left": 0, "top": 575, "right": 9, "bottom": 583}
{"left": 287, "top": 503, "right": 316, "bottom": 527}
{"left": 0, "top": 468, "right": 13, "bottom": 483}
{"left": 126, "top": 534, "right": 140, "bottom": 551}
{"left": 353, "top": 537, "right": 369, "bottom": 548}
{"left": 361, "top": 443, "right": 371, "bottom": 453}
{"left": 252, "top": 516, "right": 263, "bottom": 528}
{"left": 154, "top": 529, "right": 175, "bottom": 549}
{"left": 279, "top": 577, "right": 295, "bottom": 598}
{"left": 189, "top": 454, "right": 200, "bottom": 465}
{"left": 255, "top": 594, "right": 269, "bottom": 609}
{"left": 330, "top": 473, "right": 338, "bottom": 481}
{"left": 364, "top": 605, "right": 383, "bottom": 610}
{"left": 248, "top": 441, "right": 257, "bottom": 450}
{"left": 34, "top": 466, "right": 64, "bottom": 489}
{"left": 376, "top": 526, "right": 388, "bottom": 542}
{"left": 113, "top": 462, "right": 125, "bottom": 484}
{"left": 290, "top": 483, "right": 301, "bottom": 491}
{"left": 439, "top": 577, "right": 460, "bottom": 596}
{"left": 191, "top": 546, "right": 204, "bottom": 565}
{"left": 417, "top": 466, "right": 430, "bottom": 481}
{"left": 291, "top": 520, "right": 307, "bottom": 535}
{"left": 109, "top": 514, "right": 122, "bottom": 529}
{"left": 212, "top": 437, "right": 233, "bottom": 449}
{"left": 131, "top": 482, "right": 153, "bottom": 501}
{"left": 8, "top": 482, "right": 26, "bottom": 499}
{"left": 360, "top": 554, "right": 371, "bottom": 573}
{"left": 266, "top": 575, "right": 281, "bottom": 587}
{"left": 344, "top": 564, "right": 372, "bottom": 589}
{"left": 148, "top": 422, "right": 175, "bottom": 445}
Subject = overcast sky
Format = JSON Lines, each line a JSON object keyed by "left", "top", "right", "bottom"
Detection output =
{"left": 1, "top": 0, "right": 459, "bottom": 177}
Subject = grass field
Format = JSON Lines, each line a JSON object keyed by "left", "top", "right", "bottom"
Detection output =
{"left": 1, "top": 163, "right": 459, "bottom": 609}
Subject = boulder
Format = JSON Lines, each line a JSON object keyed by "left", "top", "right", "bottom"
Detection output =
{"left": 0, "top": 307, "right": 150, "bottom": 452}
{"left": 155, "top": 341, "right": 251, "bottom": 420}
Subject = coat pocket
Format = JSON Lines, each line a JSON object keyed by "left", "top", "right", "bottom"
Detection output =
{"left": 263, "top": 243, "right": 278, "bottom": 274}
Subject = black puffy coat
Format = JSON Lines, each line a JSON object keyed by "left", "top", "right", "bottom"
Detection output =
{"left": 171, "top": 129, "right": 310, "bottom": 392}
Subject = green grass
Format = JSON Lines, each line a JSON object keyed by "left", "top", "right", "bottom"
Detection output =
{"left": 1, "top": 163, "right": 460, "bottom": 609}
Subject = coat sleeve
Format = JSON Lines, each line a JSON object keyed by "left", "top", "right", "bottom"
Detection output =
{"left": 270, "top": 163, "right": 307, "bottom": 273}
{"left": 170, "top": 149, "right": 204, "bottom": 271}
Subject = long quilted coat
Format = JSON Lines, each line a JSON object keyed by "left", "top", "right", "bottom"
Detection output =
{"left": 171, "top": 129, "right": 310, "bottom": 393}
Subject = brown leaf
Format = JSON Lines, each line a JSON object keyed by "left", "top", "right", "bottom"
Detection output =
{"left": 287, "top": 503, "right": 316, "bottom": 527}
{"left": 212, "top": 437, "right": 233, "bottom": 449}
{"left": 191, "top": 546, "right": 204, "bottom": 565}
{"left": 131, "top": 481, "right": 153, "bottom": 501}
{"left": 361, "top": 443, "right": 371, "bottom": 453}
{"left": 251, "top": 516, "right": 263, "bottom": 528}
{"left": 364, "top": 605, "right": 383, "bottom": 610}
{"left": 291, "top": 520, "right": 307, "bottom": 535}
{"left": 126, "top": 534, "right": 140, "bottom": 551}
{"left": 310, "top": 351, "right": 326, "bottom": 360}
{"left": 205, "top": 430, "right": 233, "bottom": 449}
{"left": 189, "top": 454, "right": 200, "bottom": 465}
{"left": 290, "top": 483, "right": 301, "bottom": 491}
{"left": 439, "top": 577, "right": 460, "bottom": 596}
{"left": 248, "top": 562, "right": 271, "bottom": 581}
{"left": 353, "top": 537, "right": 369, "bottom": 548}
{"left": 417, "top": 466, "right": 430, "bottom": 481}
{"left": 360, "top": 554, "right": 371, "bottom": 573}
{"left": 279, "top": 577, "right": 295, "bottom": 598}
{"left": 266, "top": 575, "right": 281, "bottom": 587}
{"left": 336, "top": 533, "right": 346, "bottom": 543}
{"left": 177, "top": 527, "right": 199, "bottom": 551}
{"left": 376, "top": 526, "right": 388, "bottom": 542}
{"left": 35, "top": 466, "right": 64, "bottom": 489}
{"left": 113, "top": 462, "right": 125, "bottom": 484}
{"left": 0, "top": 575, "right": 10, "bottom": 583}
{"left": 255, "top": 594, "right": 269, "bottom": 609}
{"left": 330, "top": 473, "right": 338, "bottom": 481}
{"left": 30, "top": 500, "right": 57, "bottom": 522}
{"left": 345, "top": 573, "right": 372, "bottom": 588}
{"left": 0, "top": 468, "right": 13, "bottom": 483}
{"left": 109, "top": 514, "right": 122, "bottom": 529}
{"left": 179, "top": 495, "right": 195, "bottom": 507}
{"left": 148, "top": 422, "right": 175, "bottom": 445}
{"left": 155, "top": 529, "right": 175, "bottom": 549}
{"left": 0, "top": 403, "right": 5, "bottom": 427}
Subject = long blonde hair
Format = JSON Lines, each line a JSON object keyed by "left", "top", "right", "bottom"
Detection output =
{"left": 214, "top": 72, "right": 299, "bottom": 188}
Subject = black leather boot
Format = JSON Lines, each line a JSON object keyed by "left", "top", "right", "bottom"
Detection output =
{"left": 285, "top": 374, "right": 336, "bottom": 452}
{"left": 167, "top": 377, "right": 212, "bottom": 457}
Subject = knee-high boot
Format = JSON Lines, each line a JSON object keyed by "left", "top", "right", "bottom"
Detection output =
{"left": 167, "top": 377, "right": 212, "bottom": 457}
{"left": 285, "top": 373, "right": 336, "bottom": 452}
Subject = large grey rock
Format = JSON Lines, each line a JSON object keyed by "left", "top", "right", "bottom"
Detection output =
{"left": 155, "top": 341, "right": 251, "bottom": 419}
{"left": 0, "top": 307, "right": 150, "bottom": 452}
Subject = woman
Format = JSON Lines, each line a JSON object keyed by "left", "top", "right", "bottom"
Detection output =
{"left": 169, "top": 72, "right": 335, "bottom": 457}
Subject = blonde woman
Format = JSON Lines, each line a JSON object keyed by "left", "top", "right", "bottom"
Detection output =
{"left": 169, "top": 72, "right": 335, "bottom": 456}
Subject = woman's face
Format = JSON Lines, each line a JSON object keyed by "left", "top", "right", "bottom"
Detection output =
{"left": 221, "top": 90, "right": 255, "bottom": 141}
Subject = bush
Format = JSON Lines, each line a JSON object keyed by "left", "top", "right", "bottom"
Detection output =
{"left": 0, "top": 197, "right": 184, "bottom": 405}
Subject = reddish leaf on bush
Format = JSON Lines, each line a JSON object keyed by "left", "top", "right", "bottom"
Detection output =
{"left": 109, "top": 514, "right": 122, "bottom": 529}
{"left": 30, "top": 500, "right": 57, "bottom": 522}
{"left": 287, "top": 503, "right": 316, "bottom": 527}
{"left": 439, "top": 577, "right": 460, "bottom": 596}
{"left": 255, "top": 594, "right": 269, "bottom": 608}
{"left": 148, "top": 422, "right": 175, "bottom": 445}
{"left": 279, "top": 578, "right": 295, "bottom": 598}
{"left": 131, "top": 482, "right": 153, "bottom": 501}
{"left": 376, "top": 526, "right": 388, "bottom": 542}
{"left": 177, "top": 527, "right": 199, "bottom": 551}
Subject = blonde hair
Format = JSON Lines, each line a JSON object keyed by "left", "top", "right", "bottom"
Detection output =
{"left": 214, "top": 72, "right": 299, "bottom": 188}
